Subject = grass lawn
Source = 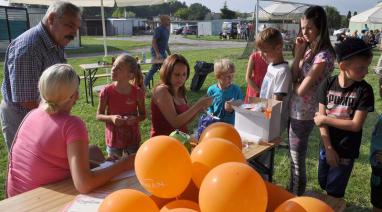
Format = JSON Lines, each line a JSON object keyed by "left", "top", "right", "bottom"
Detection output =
{"left": 65, "top": 36, "right": 150, "bottom": 55}
{"left": 183, "top": 35, "right": 246, "bottom": 42}
{"left": 0, "top": 45, "right": 381, "bottom": 211}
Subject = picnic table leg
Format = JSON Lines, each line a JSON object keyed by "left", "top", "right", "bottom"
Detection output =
{"left": 83, "top": 70, "right": 89, "bottom": 103}
{"left": 269, "top": 147, "right": 275, "bottom": 182}
{"left": 89, "top": 69, "right": 96, "bottom": 106}
{"left": 247, "top": 148, "right": 275, "bottom": 182}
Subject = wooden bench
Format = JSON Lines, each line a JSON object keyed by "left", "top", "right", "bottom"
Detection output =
{"left": 80, "top": 73, "right": 111, "bottom": 104}
{"left": 80, "top": 73, "right": 110, "bottom": 80}
{"left": 305, "top": 191, "right": 346, "bottom": 212}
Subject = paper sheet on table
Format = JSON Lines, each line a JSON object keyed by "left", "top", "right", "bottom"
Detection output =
{"left": 63, "top": 166, "right": 136, "bottom": 212}
{"left": 92, "top": 161, "right": 136, "bottom": 181}
{"left": 238, "top": 130, "right": 262, "bottom": 144}
{"left": 64, "top": 195, "right": 103, "bottom": 212}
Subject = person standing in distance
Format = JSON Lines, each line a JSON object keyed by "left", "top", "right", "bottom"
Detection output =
{"left": 0, "top": 1, "right": 81, "bottom": 151}
{"left": 144, "top": 15, "right": 171, "bottom": 88}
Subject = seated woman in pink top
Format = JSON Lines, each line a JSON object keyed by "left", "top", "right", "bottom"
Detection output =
{"left": 7, "top": 64, "right": 134, "bottom": 197}
{"left": 150, "top": 54, "right": 213, "bottom": 137}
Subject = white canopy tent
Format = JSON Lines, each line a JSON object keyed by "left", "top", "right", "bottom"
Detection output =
{"left": 253, "top": 0, "right": 311, "bottom": 39}
{"left": 349, "top": 3, "right": 382, "bottom": 33}
{"left": 8, "top": 0, "right": 165, "bottom": 56}
{"left": 259, "top": 2, "right": 306, "bottom": 21}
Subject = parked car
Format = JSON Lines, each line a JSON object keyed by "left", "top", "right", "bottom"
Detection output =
{"left": 333, "top": 28, "right": 348, "bottom": 36}
{"left": 172, "top": 26, "right": 184, "bottom": 35}
{"left": 175, "top": 27, "right": 184, "bottom": 35}
{"left": 182, "top": 25, "right": 198, "bottom": 35}
{"left": 221, "top": 21, "right": 238, "bottom": 39}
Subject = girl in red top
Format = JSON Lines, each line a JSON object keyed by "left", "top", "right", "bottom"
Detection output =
{"left": 97, "top": 54, "right": 146, "bottom": 158}
{"left": 150, "top": 54, "right": 213, "bottom": 137}
{"left": 245, "top": 51, "right": 268, "bottom": 102}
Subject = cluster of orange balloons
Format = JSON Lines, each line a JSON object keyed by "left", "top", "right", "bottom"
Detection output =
{"left": 99, "top": 122, "right": 334, "bottom": 212}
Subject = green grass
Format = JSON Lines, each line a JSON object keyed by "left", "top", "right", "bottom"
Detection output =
{"left": 183, "top": 35, "right": 246, "bottom": 42}
{"left": 0, "top": 43, "right": 381, "bottom": 211}
{"left": 65, "top": 36, "right": 150, "bottom": 55}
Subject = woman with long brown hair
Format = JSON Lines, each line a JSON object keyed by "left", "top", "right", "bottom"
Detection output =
{"left": 289, "top": 6, "right": 335, "bottom": 195}
{"left": 150, "top": 54, "right": 212, "bottom": 137}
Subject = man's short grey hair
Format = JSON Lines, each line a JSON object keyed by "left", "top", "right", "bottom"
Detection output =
{"left": 42, "top": 1, "right": 81, "bottom": 22}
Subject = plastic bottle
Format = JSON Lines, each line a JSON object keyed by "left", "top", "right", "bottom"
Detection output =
{"left": 141, "top": 51, "right": 146, "bottom": 63}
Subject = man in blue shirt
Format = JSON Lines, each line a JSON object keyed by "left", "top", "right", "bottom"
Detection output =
{"left": 144, "top": 15, "right": 171, "bottom": 88}
{"left": 0, "top": 1, "right": 81, "bottom": 151}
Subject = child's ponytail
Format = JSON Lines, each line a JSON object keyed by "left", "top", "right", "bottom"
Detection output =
{"left": 132, "top": 64, "right": 144, "bottom": 90}
{"left": 118, "top": 54, "right": 144, "bottom": 90}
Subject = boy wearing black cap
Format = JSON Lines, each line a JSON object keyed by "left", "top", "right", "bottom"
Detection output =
{"left": 314, "top": 37, "right": 375, "bottom": 199}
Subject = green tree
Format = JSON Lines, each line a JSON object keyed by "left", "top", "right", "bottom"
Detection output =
{"left": 353, "top": 11, "right": 357, "bottom": 16}
{"left": 324, "top": 6, "right": 341, "bottom": 29}
{"left": 188, "top": 3, "right": 210, "bottom": 20}
{"left": 83, "top": 7, "right": 115, "bottom": 18}
{"left": 341, "top": 11, "right": 352, "bottom": 28}
{"left": 125, "top": 11, "right": 136, "bottom": 18}
{"left": 112, "top": 7, "right": 125, "bottom": 18}
{"left": 125, "top": 1, "right": 187, "bottom": 18}
{"left": 346, "top": 11, "right": 352, "bottom": 21}
{"left": 174, "top": 8, "right": 190, "bottom": 20}
{"left": 341, "top": 16, "right": 349, "bottom": 28}
{"left": 220, "top": 1, "right": 236, "bottom": 19}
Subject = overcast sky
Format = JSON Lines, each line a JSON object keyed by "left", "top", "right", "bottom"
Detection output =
{"left": 183, "top": 0, "right": 381, "bottom": 15}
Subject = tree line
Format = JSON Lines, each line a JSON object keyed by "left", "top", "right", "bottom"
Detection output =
{"left": 81, "top": 1, "right": 355, "bottom": 29}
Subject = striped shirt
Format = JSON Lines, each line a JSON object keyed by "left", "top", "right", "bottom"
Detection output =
{"left": 1, "top": 22, "right": 66, "bottom": 115}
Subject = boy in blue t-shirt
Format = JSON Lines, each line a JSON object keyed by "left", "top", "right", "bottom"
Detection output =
{"left": 315, "top": 38, "right": 374, "bottom": 199}
{"left": 370, "top": 76, "right": 382, "bottom": 212}
{"left": 207, "top": 59, "right": 243, "bottom": 125}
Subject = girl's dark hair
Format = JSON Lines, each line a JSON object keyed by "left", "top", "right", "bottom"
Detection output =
{"left": 296, "top": 6, "right": 335, "bottom": 62}
{"left": 158, "top": 54, "right": 190, "bottom": 98}
{"left": 118, "top": 54, "right": 144, "bottom": 89}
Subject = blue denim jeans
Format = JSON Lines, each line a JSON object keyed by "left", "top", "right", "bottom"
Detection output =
{"left": 318, "top": 147, "right": 355, "bottom": 198}
{"left": 143, "top": 52, "right": 166, "bottom": 88}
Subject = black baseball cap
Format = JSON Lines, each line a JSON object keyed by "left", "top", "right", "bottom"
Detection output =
{"left": 334, "top": 37, "right": 373, "bottom": 62}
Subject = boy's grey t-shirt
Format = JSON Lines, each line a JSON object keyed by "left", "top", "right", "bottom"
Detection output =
{"left": 260, "top": 62, "right": 291, "bottom": 132}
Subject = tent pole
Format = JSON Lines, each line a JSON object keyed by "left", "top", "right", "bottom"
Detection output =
{"left": 101, "top": 0, "right": 108, "bottom": 57}
{"left": 255, "top": 0, "right": 259, "bottom": 38}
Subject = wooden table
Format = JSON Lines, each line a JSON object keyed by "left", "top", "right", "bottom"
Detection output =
{"left": 244, "top": 140, "right": 276, "bottom": 182}
{"left": 79, "top": 63, "right": 111, "bottom": 106}
{"left": 305, "top": 191, "right": 346, "bottom": 212}
{"left": 80, "top": 59, "right": 163, "bottom": 106}
{"left": 0, "top": 141, "right": 275, "bottom": 211}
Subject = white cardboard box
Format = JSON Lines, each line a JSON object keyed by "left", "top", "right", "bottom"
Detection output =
{"left": 232, "top": 97, "right": 282, "bottom": 142}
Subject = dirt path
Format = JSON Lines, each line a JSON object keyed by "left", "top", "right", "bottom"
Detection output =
{"left": 67, "top": 35, "right": 247, "bottom": 59}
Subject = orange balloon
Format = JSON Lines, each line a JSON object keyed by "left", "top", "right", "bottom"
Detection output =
{"left": 199, "top": 122, "right": 242, "bottom": 150}
{"left": 199, "top": 162, "right": 267, "bottom": 212}
{"left": 178, "top": 180, "right": 199, "bottom": 203}
{"left": 150, "top": 195, "right": 175, "bottom": 209}
{"left": 265, "top": 181, "right": 295, "bottom": 212}
{"left": 135, "top": 136, "right": 192, "bottom": 198}
{"left": 99, "top": 189, "right": 159, "bottom": 212}
{"left": 160, "top": 200, "right": 200, "bottom": 212}
{"left": 190, "top": 138, "right": 246, "bottom": 188}
{"left": 275, "top": 196, "right": 334, "bottom": 212}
